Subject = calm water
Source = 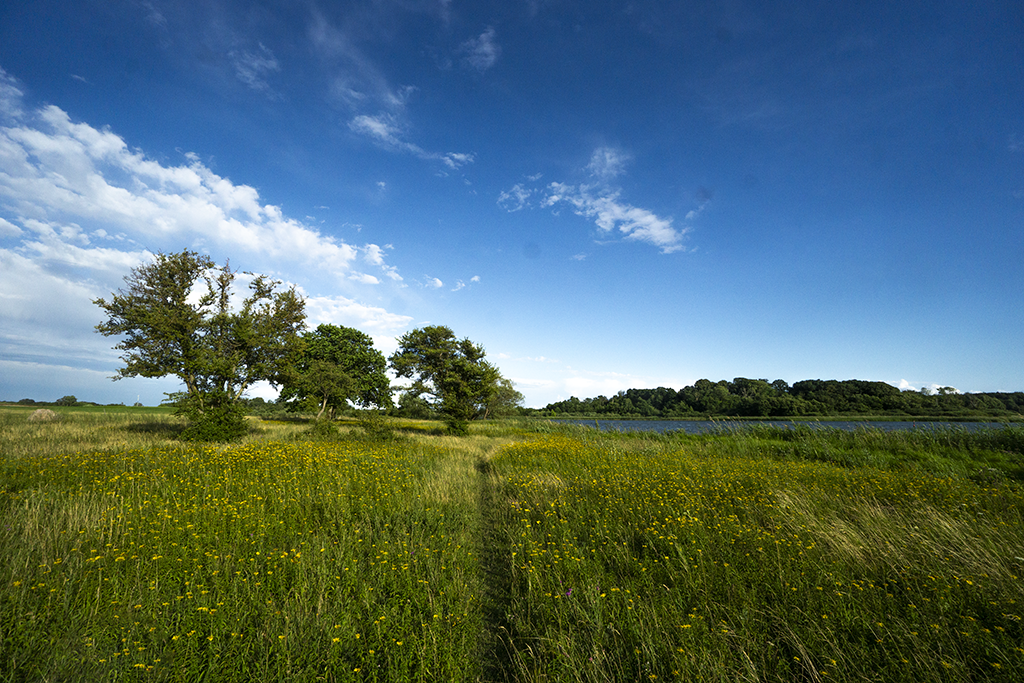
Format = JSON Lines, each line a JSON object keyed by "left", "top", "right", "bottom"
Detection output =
{"left": 550, "top": 419, "right": 1014, "bottom": 434}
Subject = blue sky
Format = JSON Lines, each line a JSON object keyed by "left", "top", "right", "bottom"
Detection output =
{"left": 1, "top": 0, "right": 1022, "bottom": 407}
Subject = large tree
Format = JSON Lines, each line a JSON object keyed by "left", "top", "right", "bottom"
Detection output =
{"left": 388, "top": 325, "right": 511, "bottom": 432}
{"left": 279, "top": 324, "right": 392, "bottom": 419}
{"left": 94, "top": 250, "right": 306, "bottom": 438}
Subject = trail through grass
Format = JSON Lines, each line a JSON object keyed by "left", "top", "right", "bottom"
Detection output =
{"left": 2, "top": 410, "right": 1023, "bottom": 681}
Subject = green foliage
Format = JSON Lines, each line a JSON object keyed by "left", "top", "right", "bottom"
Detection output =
{"left": 279, "top": 324, "right": 391, "bottom": 418}
{"left": 356, "top": 410, "right": 399, "bottom": 441}
{"left": 94, "top": 250, "right": 306, "bottom": 441}
{"left": 393, "top": 392, "right": 436, "bottom": 419}
{"left": 443, "top": 416, "right": 470, "bottom": 436}
{"left": 543, "top": 377, "right": 1024, "bottom": 419}
{"left": 174, "top": 391, "right": 248, "bottom": 442}
{"left": 302, "top": 417, "right": 340, "bottom": 440}
{"left": 54, "top": 395, "right": 78, "bottom": 406}
{"left": 389, "top": 325, "right": 517, "bottom": 430}
{"left": 484, "top": 377, "right": 525, "bottom": 418}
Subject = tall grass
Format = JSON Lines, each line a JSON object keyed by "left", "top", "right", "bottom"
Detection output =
{"left": 2, "top": 409, "right": 1023, "bottom": 681}
{"left": 486, "top": 432, "right": 1024, "bottom": 682}
{"left": 1, "top": 419, "right": 485, "bottom": 681}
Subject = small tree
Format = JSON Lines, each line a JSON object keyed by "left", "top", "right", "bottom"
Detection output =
{"left": 483, "top": 377, "right": 525, "bottom": 418}
{"left": 388, "top": 325, "right": 509, "bottom": 434}
{"left": 278, "top": 324, "right": 392, "bottom": 419}
{"left": 94, "top": 250, "right": 306, "bottom": 440}
{"left": 54, "top": 395, "right": 78, "bottom": 406}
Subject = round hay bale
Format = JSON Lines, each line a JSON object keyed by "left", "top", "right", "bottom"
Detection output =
{"left": 28, "top": 408, "right": 59, "bottom": 422}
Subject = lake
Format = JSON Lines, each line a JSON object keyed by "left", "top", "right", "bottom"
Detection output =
{"left": 550, "top": 419, "right": 1015, "bottom": 434}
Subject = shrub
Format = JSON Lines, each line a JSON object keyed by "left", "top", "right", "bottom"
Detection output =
{"left": 357, "top": 410, "right": 398, "bottom": 441}
{"left": 175, "top": 393, "right": 248, "bottom": 442}
{"left": 444, "top": 417, "right": 470, "bottom": 436}
{"left": 304, "top": 418, "right": 340, "bottom": 440}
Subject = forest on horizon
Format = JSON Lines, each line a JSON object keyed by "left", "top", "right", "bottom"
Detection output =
{"left": 537, "top": 378, "right": 1024, "bottom": 420}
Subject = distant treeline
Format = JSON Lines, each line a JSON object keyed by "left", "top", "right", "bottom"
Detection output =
{"left": 538, "top": 379, "right": 1024, "bottom": 419}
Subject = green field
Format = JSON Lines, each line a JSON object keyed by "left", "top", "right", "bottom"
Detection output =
{"left": 1, "top": 407, "right": 1022, "bottom": 681}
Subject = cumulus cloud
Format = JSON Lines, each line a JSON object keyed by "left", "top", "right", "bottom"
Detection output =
{"left": 425, "top": 276, "right": 444, "bottom": 288}
{"left": 0, "top": 96, "right": 374, "bottom": 277}
{"left": 304, "top": 293, "right": 413, "bottom": 334}
{"left": 0, "top": 75, "right": 416, "bottom": 401}
{"left": 461, "top": 27, "right": 501, "bottom": 73}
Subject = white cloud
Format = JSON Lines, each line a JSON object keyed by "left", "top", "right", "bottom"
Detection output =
{"left": 0, "top": 78, "right": 418, "bottom": 403}
{"left": 586, "top": 146, "right": 631, "bottom": 181}
{"left": 0, "top": 216, "right": 21, "bottom": 236}
{"left": 0, "top": 67, "right": 25, "bottom": 120}
{"left": 349, "top": 272, "right": 380, "bottom": 285}
{"left": 362, "top": 243, "right": 403, "bottom": 281}
{"left": 497, "top": 183, "right": 533, "bottom": 211}
{"left": 544, "top": 184, "right": 686, "bottom": 253}
{"left": 309, "top": 10, "right": 411, "bottom": 113}
{"left": 443, "top": 152, "right": 475, "bottom": 169}
{"left": 349, "top": 113, "right": 473, "bottom": 170}
{"left": 229, "top": 43, "right": 281, "bottom": 95}
{"left": 304, "top": 294, "right": 413, "bottom": 334}
{"left": 501, "top": 147, "right": 699, "bottom": 253}
{"left": 425, "top": 276, "right": 444, "bottom": 288}
{"left": 461, "top": 27, "right": 501, "bottom": 73}
{"left": 363, "top": 243, "right": 386, "bottom": 265}
{"left": 470, "top": 275, "right": 480, "bottom": 282}
{"left": 0, "top": 100, "right": 368, "bottom": 277}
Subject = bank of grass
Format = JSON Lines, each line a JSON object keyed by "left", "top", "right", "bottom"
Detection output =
{"left": 1, "top": 411, "right": 492, "bottom": 681}
{"left": 489, "top": 429, "right": 1024, "bottom": 682}
{"left": 1, "top": 408, "right": 1023, "bottom": 681}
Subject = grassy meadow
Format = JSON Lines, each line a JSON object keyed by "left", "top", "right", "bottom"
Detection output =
{"left": 1, "top": 407, "right": 1022, "bottom": 681}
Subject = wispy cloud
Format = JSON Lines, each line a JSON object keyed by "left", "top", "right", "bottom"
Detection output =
{"left": 229, "top": 43, "right": 281, "bottom": 96}
{"left": 0, "top": 67, "right": 24, "bottom": 119}
{"left": 543, "top": 185, "right": 686, "bottom": 253}
{"left": 460, "top": 27, "right": 501, "bottom": 73}
{"left": 308, "top": 10, "right": 410, "bottom": 113}
{"left": 307, "top": 10, "right": 475, "bottom": 172}
{"left": 497, "top": 183, "right": 533, "bottom": 211}
{"left": 499, "top": 146, "right": 693, "bottom": 253}
{"left": 586, "top": 146, "right": 631, "bottom": 181}
{"left": 450, "top": 275, "right": 480, "bottom": 292}
{"left": 349, "top": 113, "right": 474, "bottom": 169}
